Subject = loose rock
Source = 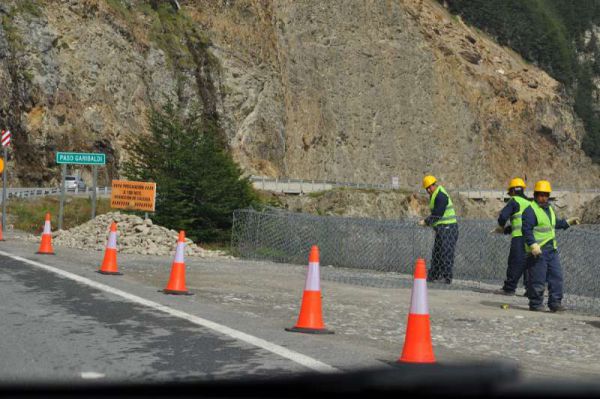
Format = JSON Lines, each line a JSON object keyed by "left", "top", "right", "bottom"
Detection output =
{"left": 26, "top": 212, "right": 230, "bottom": 258}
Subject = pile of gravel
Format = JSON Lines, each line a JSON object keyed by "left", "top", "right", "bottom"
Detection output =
{"left": 582, "top": 195, "right": 600, "bottom": 224}
{"left": 33, "top": 212, "right": 228, "bottom": 258}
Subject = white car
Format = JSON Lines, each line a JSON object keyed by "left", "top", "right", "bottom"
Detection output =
{"left": 65, "top": 176, "right": 86, "bottom": 191}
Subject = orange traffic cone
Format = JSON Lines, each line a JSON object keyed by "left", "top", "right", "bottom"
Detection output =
{"left": 163, "top": 231, "right": 193, "bottom": 295}
{"left": 98, "top": 222, "right": 122, "bottom": 275}
{"left": 399, "top": 258, "right": 436, "bottom": 363}
{"left": 36, "top": 213, "right": 55, "bottom": 255}
{"left": 285, "top": 245, "right": 334, "bottom": 334}
{"left": 0, "top": 221, "right": 5, "bottom": 242}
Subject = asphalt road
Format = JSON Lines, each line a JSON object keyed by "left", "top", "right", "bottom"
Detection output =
{"left": 0, "top": 254, "right": 308, "bottom": 382}
{"left": 2, "top": 234, "right": 599, "bottom": 385}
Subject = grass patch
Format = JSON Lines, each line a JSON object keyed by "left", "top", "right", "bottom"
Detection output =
{"left": 105, "top": 0, "right": 132, "bottom": 17}
{"left": 7, "top": 197, "right": 112, "bottom": 234}
{"left": 2, "top": 15, "right": 23, "bottom": 51}
{"left": 307, "top": 190, "right": 330, "bottom": 198}
{"left": 255, "top": 247, "right": 288, "bottom": 259}
{"left": 16, "top": 0, "right": 42, "bottom": 17}
{"left": 254, "top": 190, "right": 284, "bottom": 208}
{"left": 200, "top": 241, "right": 232, "bottom": 255}
{"left": 2, "top": 1, "right": 44, "bottom": 52}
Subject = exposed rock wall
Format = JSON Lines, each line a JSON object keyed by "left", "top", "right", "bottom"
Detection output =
{"left": 0, "top": 0, "right": 598, "bottom": 190}
{"left": 274, "top": 188, "right": 505, "bottom": 220}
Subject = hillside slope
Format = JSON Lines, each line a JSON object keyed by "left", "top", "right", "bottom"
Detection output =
{"left": 0, "top": 0, "right": 598, "bottom": 188}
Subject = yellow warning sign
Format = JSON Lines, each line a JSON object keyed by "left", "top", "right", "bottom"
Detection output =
{"left": 110, "top": 180, "right": 156, "bottom": 212}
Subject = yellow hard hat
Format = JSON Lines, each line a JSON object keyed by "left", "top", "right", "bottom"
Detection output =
{"left": 422, "top": 175, "right": 437, "bottom": 189}
{"left": 534, "top": 180, "right": 552, "bottom": 193}
{"left": 508, "top": 177, "right": 526, "bottom": 190}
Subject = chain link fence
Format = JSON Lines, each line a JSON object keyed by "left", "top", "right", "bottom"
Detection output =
{"left": 232, "top": 208, "right": 600, "bottom": 314}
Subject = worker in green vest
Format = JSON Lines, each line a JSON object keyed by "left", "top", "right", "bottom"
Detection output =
{"left": 419, "top": 175, "right": 458, "bottom": 284}
{"left": 522, "top": 180, "right": 580, "bottom": 312}
{"left": 493, "top": 177, "right": 531, "bottom": 296}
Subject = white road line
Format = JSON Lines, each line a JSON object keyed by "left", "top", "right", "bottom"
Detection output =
{"left": 0, "top": 250, "right": 339, "bottom": 374}
{"left": 80, "top": 371, "right": 105, "bottom": 379}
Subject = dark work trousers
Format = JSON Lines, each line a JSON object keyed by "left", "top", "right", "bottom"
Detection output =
{"left": 429, "top": 224, "right": 459, "bottom": 283}
{"left": 526, "top": 248, "right": 563, "bottom": 310}
{"left": 502, "top": 236, "right": 528, "bottom": 293}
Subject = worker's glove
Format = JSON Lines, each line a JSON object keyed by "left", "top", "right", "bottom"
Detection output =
{"left": 490, "top": 225, "right": 505, "bottom": 234}
{"left": 418, "top": 219, "right": 427, "bottom": 227}
{"left": 530, "top": 243, "right": 542, "bottom": 257}
{"left": 566, "top": 217, "right": 581, "bottom": 226}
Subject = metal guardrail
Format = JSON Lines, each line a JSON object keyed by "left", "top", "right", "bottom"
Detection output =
{"left": 3, "top": 187, "right": 112, "bottom": 199}
{"left": 249, "top": 176, "right": 600, "bottom": 199}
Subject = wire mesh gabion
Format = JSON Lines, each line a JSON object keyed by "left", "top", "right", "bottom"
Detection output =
{"left": 231, "top": 208, "right": 600, "bottom": 314}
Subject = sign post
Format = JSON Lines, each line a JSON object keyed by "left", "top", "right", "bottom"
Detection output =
{"left": 1, "top": 146, "right": 6, "bottom": 232}
{"left": 91, "top": 165, "right": 98, "bottom": 219}
{"left": 56, "top": 152, "right": 106, "bottom": 228}
{"left": 1, "top": 129, "right": 11, "bottom": 233}
{"left": 58, "top": 164, "right": 66, "bottom": 230}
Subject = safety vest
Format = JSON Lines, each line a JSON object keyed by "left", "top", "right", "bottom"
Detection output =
{"left": 525, "top": 201, "right": 556, "bottom": 253}
{"left": 509, "top": 196, "right": 531, "bottom": 238}
{"left": 429, "top": 186, "right": 457, "bottom": 227}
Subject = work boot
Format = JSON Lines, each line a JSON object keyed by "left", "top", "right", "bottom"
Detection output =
{"left": 529, "top": 306, "right": 544, "bottom": 312}
{"left": 494, "top": 289, "right": 515, "bottom": 296}
{"left": 549, "top": 305, "right": 566, "bottom": 313}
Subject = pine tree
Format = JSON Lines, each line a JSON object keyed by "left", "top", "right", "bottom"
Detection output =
{"left": 123, "top": 103, "right": 257, "bottom": 243}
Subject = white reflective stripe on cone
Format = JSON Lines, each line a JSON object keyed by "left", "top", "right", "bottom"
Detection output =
{"left": 304, "top": 262, "right": 320, "bottom": 291}
{"left": 409, "top": 279, "right": 429, "bottom": 315}
{"left": 43, "top": 221, "right": 52, "bottom": 234}
{"left": 174, "top": 242, "right": 185, "bottom": 263}
{"left": 107, "top": 232, "right": 117, "bottom": 249}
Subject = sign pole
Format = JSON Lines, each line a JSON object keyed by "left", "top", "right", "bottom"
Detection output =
{"left": 56, "top": 151, "right": 106, "bottom": 226}
{"left": 58, "top": 164, "right": 66, "bottom": 230}
{"left": 91, "top": 165, "right": 98, "bottom": 220}
{"left": 1, "top": 146, "right": 7, "bottom": 232}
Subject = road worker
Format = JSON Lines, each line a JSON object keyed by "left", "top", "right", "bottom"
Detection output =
{"left": 522, "top": 180, "right": 580, "bottom": 312}
{"left": 493, "top": 178, "right": 530, "bottom": 296}
{"left": 419, "top": 175, "right": 458, "bottom": 284}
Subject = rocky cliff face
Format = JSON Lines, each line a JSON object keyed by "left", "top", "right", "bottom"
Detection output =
{"left": 1, "top": 0, "right": 599, "bottom": 189}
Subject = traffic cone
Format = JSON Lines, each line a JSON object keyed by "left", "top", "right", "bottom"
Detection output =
{"left": 285, "top": 245, "right": 334, "bottom": 334}
{"left": 36, "top": 213, "right": 55, "bottom": 255}
{"left": 0, "top": 221, "right": 5, "bottom": 242}
{"left": 163, "top": 231, "right": 193, "bottom": 295}
{"left": 399, "top": 258, "right": 436, "bottom": 363}
{"left": 98, "top": 222, "right": 122, "bottom": 275}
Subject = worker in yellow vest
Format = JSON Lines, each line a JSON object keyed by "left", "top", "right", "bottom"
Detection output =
{"left": 522, "top": 180, "right": 580, "bottom": 312}
{"left": 493, "top": 178, "right": 530, "bottom": 296}
{"left": 419, "top": 175, "right": 458, "bottom": 284}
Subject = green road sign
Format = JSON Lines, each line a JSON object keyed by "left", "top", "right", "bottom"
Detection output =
{"left": 56, "top": 152, "right": 105, "bottom": 165}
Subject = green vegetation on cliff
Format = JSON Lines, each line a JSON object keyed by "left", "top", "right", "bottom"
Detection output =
{"left": 123, "top": 103, "right": 257, "bottom": 243}
{"left": 443, "top": 0, "right": 600, "bottom": 162}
